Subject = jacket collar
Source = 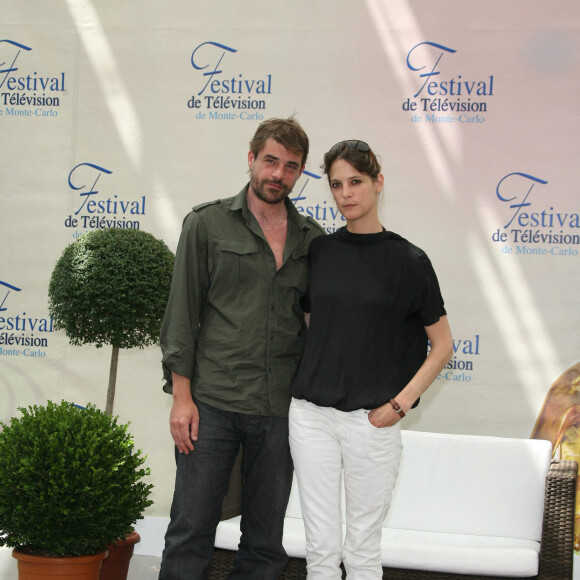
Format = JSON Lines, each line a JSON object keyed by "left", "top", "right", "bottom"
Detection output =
{"left": 227, "top": 184, "right": 309, "bottom": 230}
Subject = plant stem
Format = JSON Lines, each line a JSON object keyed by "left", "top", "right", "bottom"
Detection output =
{"left": 106, "top": 345, "right": 119, "bottom": 416}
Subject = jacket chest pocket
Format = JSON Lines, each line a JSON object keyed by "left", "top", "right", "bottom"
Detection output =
{"left": 288, "top": 247, "right": 309, "bottom": 294}
{"left": 217, "top": 239, "right": 260, "bottom": 285}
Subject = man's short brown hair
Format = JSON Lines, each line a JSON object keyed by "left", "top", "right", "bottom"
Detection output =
{"left": 250, "top": 117, "right": 309, "bottom": 167}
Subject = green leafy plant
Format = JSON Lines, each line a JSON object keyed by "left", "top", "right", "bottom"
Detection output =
{"left": 0, "top": 401, "right": 153, "bottom": 556}
{"left": 48, "top": 228, "right": 174, "bottom": 414}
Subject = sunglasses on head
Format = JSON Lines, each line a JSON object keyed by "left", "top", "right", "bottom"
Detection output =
{"left": 330, "top": 140, "right": 370, "bottom": 153}
{"left": 329, "top": 140, "right": 377, "bottom": 163}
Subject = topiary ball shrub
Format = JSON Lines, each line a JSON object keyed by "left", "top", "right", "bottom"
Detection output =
{"left": 48, "top": 228, "right": 174, "bottom": 414}
{"left": 48, "top": 228, "right": 174, "bottom": 350}
{"left": 0, "top": 401, "right": 153, "bottom": 557}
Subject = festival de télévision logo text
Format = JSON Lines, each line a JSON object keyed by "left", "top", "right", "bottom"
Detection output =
{"left": 402, "top": 41, "right": 493, "bottom": 125}
{"left": 187, "top": 41, "right": 272, "bottom": 122}
{"left": 0, "top": 39, "right": 65, "bottom": 119}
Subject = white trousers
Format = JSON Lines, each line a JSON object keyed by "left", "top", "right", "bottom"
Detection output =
{"left": 289, "top": 398, "right": 402, "bottom": 580}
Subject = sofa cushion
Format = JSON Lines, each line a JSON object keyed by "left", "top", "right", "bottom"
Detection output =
{"left": 217, "top": 517, "right": 541, "bottom": 577}
{"left": 214, "top": 430, "right": 553, "bottom": 577}
{"left": 379, "top": 527, "right": 540, "bottom": 577}
{"left": 215, "top": 515, "right": 242, "bottom": 552}
{"left": 384, "top": 431, "right": 552, "bottom": 541}
{"left": 285, "top": 474, "right": 303, "bottom": 519}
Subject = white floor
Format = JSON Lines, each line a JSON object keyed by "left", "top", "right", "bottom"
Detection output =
{"left": 0, "top": 547, "right": 161, "bottom": 579}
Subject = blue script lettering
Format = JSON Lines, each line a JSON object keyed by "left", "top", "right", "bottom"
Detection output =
{"left": 496, "top": 172, "right": 549, "bottom": 228}
{"left": 68, "top": 163, "right": 113, "bottom": 216}
{"left": 406, "top": 41, "right": 456, "bottom": 98}
{"left": 191, "top": 41, "right": 237, "bottom": 96}
{"left": 0, "top": 40, "right": 32, "bottom": 89}
{"left": 0, "top": 280, "right": 22, "bottom": 313}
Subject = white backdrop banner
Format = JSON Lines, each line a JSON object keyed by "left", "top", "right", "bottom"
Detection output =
{"left": 1, "top": 0, "right": 579, "bottom": 570}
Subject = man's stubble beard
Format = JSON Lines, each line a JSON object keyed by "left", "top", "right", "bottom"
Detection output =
{"left": 250, "top": 175, "right": 292, "bottom": 205}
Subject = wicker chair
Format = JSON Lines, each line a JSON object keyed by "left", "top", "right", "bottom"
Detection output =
{"left": 210, "top": 460, "right": 577, "bottom": 580}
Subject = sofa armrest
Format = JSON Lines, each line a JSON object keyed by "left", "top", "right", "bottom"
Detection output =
{"left": 220, "top": 449, "right": 243, "bottom": 521}
{"left": 537, "top": 460, "right": 577, "bottom": 580}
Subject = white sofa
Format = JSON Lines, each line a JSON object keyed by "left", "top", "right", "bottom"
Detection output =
{"left": 214, "top": 430, "right": 577, "bottom": 579}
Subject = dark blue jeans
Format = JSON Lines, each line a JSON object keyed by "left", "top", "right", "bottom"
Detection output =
{"left": 158, "top": 399, "right": 293, "bottom": 580}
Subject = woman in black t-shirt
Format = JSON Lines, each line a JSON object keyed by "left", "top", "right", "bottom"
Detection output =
{"left": 289, "top": 140, "right": 453, "bottom": 579}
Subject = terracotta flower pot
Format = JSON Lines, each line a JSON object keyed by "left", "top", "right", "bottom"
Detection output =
{"left": 12, "top": 549, "right": 107, "bottom": 580}
{"left": 100, "top": 530, "right": 141, "bottom": 580}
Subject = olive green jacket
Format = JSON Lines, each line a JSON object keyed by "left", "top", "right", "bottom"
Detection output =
{"left": 161, "top": 185, "right": 325, "bottom": 416}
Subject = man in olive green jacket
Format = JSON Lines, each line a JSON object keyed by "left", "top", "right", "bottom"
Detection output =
{"left": 159, "top": 117, "right": 324, "bottom": 580}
